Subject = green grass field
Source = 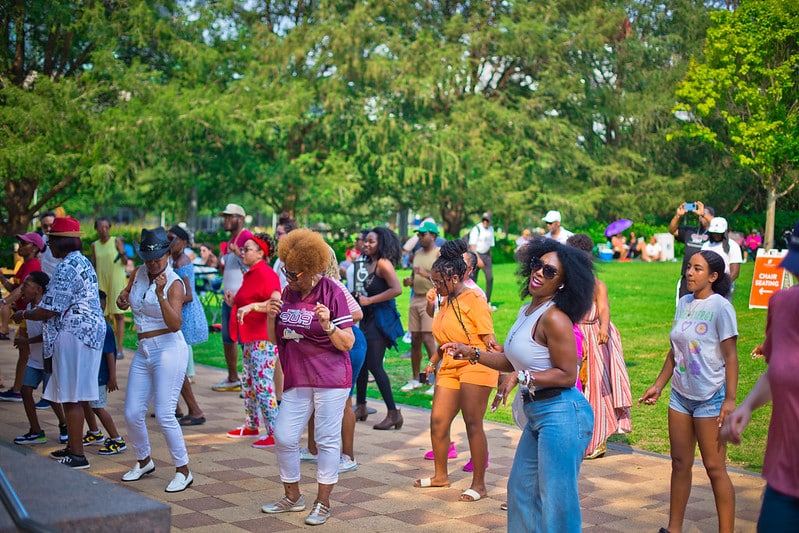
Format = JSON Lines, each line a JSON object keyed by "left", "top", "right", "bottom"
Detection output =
{"left": 140, "top": 259, "right": 772, "bottom": 472}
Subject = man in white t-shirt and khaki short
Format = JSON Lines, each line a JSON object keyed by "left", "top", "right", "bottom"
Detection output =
{"left": 468, "top": 212, "right": 497, "bottom": 311}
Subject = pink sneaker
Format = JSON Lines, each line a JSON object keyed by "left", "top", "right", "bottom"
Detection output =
{"left": 226, "top": 426, "right": 260, "bottom": 438}
{"left": 424, "top": 441, "right": 457, "bottom": 460}
{"left": 462, "top": 453, "right": 489, "bottom": 472}
{"left": 252, "top": 435, "right": 275, "bottom": 448}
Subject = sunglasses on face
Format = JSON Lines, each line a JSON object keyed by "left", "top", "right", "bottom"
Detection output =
{"left": 241, "top": 246, "right": 260, "bottom": 253}
{"left": 530, "top": 256, "right": 558, "bottom": 280}
{"left": 281, "top": 265, "right": 302, "bottom": 281}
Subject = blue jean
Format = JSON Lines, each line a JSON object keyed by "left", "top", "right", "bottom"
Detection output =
{"left": 349, "top": 326, "right": 366, "bottom": 393}
{"left": 758, "top": 484, "right": 799, "bottom": 532}
{"left": 507, "top": 387, "right": 593, "bottom": 533}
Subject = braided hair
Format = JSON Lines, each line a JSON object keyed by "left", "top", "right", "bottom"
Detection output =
{"left": 432, "top": 239, "right": 471, "bottom": 341}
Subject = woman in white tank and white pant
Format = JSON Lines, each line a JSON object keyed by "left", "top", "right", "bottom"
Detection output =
{"left": 117, "top": 227, "right": 193, "bottom": 493}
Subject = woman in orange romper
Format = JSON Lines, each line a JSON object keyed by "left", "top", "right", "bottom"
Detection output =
{"left": 414, "top": 239, "right": 498, "bottom": 502}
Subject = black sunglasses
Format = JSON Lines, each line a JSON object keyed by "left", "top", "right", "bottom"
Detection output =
{"left": 530, "top": 256, "right": 559, "bottom": 280}
{"left": 281, "top": 265, "right": 302, "bottom": 281}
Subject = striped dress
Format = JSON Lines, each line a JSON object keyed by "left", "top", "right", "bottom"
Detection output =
{"left": 578, "top": 303, "right": 632, "bottom": 456}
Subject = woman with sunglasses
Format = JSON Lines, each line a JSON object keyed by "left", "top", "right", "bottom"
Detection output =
{"left": 227, "top": 233, "right": 281, "bottom": 447}
{"left": 443, "top": 237, "right": 594, "bottom": 532}
{"left": 414, "top": 239, "right": 498, "bottom": 502}
{"left": 262, "top": 228, "right": 355, "bottom": 525}
{"left": 639, "top": 250, "right": 738, "bottom": 533}
{"left": 353, "top": 226, "right": 404, "bottom": 430}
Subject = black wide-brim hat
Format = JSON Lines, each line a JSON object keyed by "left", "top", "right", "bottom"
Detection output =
{"left": 138, "top": 226, "right": 175, "bottom": 261}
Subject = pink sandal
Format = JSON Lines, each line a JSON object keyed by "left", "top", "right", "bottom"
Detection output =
{"left": 424, "top": 441, "right": 457, "bottom": 460}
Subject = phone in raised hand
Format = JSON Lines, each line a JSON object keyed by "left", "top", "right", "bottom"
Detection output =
{"left": 684, "top": 202, "right": 697, "bottom": 212}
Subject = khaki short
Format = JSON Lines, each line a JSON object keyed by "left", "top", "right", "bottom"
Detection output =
{"left": 408, "top": 295, "right": 433, "bottom": 332}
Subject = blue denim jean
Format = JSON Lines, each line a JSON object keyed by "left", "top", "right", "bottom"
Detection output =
{"left": 758, "top": 484, "right": 799, "bottom": 532}
{"left": 507, "top": 387, "right": 593, "bottom": 533}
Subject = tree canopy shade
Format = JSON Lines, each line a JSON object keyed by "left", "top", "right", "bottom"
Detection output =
{"left": 4, "top": 0, "right": 796, "bottom": 237}
{"left": 672, "top": 0, "right": 799, "bottom": 248}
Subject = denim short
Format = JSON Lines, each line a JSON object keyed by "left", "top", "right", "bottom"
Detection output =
{"left": 669, "top": 384, "right": 726, "bottom": 418}
{"left": 23, "top": 366, "right": 50, "bottom": 390}
{"left": 221, "top": 302, "right": 233, "bottom": 344}
{"left": 89, "top": 385, "right": 108, "bottom": 409}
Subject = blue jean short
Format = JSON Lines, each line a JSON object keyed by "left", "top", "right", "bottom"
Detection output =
{"left": 23, "top": 366, "right": 50, "bottom": 390}
{"left": 669, "top": 384, "right": 726, "bottom": 418}
{"left": 221, "top": 302, "right": 233, "bottom": 344}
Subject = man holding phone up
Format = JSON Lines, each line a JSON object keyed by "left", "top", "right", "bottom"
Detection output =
{"left": 669, "top": 201, "right": 715, "bottom": 300}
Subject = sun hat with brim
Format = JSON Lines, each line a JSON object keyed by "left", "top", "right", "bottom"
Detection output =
{"left": 16, "top": 232, "right": 46, "bottom": 252}
{"left": 48, "top": 217, "right": 83, "bottom": 237}
{"left": 416, "top": 221, "right": 439, "bottom": 235}
{"left": 778, "top": 222, "right": 799, "bottom": 275}
{"left": 138, "top": 227, "right": 175, "bottom": 261}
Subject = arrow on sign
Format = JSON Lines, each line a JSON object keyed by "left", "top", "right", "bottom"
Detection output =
{"left": 759, "top": 287, "right": 775, "bottom": 296}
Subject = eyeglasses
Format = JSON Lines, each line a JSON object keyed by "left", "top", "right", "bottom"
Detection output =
{"left": 545, "top": 221, "right": 556, "bottom": 225}
{"left": 241, "top": 247, "right": 260, "bottom": 253}
{"left": 275, "top": 230, "right": 287, "bottom": 237}
{"left": 281, "top": 265, "right": 302, "bottom": 281}
{"left": 530, "top": 256, "right": 559, "bottom": 280}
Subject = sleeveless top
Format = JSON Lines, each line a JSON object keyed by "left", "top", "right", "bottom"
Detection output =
{"left": 504, "top": 301, "right": 556, "bottom": 373}
{"left": 129, "top": 265, "right": 184, "bottom": 334}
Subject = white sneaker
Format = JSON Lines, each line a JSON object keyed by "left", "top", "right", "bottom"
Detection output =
{"left": 402, "top": 332, "right": 412, "bottom": 343}
{"left": 299, "top": 447, "right": 318, "bottom": 462}
{"left": 399, "top": 380, "right": 421, "bottom": 392}
{"left": 424, "top": 387, "right": 435, "bottom": 396}
{"left": 338, "top": 454, "right": 358, "bottom": 473}
{"left": 165, "top": 471, "right": 193, "bottom": 493}
{"left": 489, "top": 303, "right": 498, "bottom": 312}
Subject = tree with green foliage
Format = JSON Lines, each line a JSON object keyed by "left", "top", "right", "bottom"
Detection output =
{"left": 672, "top": 0, "right": 799, "bottom": 248}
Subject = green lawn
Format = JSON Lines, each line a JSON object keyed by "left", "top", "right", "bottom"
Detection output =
{"left": 146, "top": 259, "right": 771, "bottom": 472}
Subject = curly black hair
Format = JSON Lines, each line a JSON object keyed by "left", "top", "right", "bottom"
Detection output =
{"left": 368, "top": 227, "right": 402, "bottom": 266}
{"left": 516, "top": 237, "right": 595, "bottom": 323}
{"left": 565, "top": 234, "right": 595, "bottom": 255}
{"left": 252, "top": 232, "right": 276, "bottom": 260}
{"left": 432, "top": 239, "right": 467, "bottom": 280}
{"left": 698, "top": 250, "right": 732, "bottom": 296}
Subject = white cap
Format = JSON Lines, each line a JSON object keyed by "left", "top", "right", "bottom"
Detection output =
{"left": 708, "top": 216, "right": 728, "bottom": 233}
{"left": 542, "top": 210, "right": 561, "bottom": 223}
{"left": 219, "top": 203, "right": 246, "bottom": 217}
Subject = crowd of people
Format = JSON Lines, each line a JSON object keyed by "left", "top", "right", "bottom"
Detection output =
{"left": 0, "top": 201, "right": 794, "bottom": 531}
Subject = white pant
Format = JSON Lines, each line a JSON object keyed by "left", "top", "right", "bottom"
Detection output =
{"left": 275, "top": 387, "right": 350, "bottom": 485}
{"left": 125, "top": 331, "right": 189, "bottom": 467}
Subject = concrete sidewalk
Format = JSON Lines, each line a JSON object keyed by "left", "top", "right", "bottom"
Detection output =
{"left": 0, "top": 339, "right": 763, "bottom": 532}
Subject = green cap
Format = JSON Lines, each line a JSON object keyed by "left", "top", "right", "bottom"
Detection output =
{"left": 416, "top": 221, "right": 439, "bottom": 234}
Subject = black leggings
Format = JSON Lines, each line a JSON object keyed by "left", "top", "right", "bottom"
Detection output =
{"left": 356, "top": 335, "right": 396, "bottom": 410}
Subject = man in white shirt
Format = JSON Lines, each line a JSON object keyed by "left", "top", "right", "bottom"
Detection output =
{"left": 542, "top": 210, "right": 574, "bottom": 244}
{"left": 468, "top": 212, "right": 496, "bottom": 310}
{"left": 702, "top": 216, "right": 743, "bottom": 301}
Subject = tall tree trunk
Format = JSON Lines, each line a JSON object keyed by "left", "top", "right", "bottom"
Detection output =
{"left": 188, "top": 184, "right": 198, "bottom": 231}
{"left": 765, "top": 184, "right": 777, "bottom": 250}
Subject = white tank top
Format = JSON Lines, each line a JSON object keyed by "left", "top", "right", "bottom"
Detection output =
{"left": 504, "top": 301, "right": 555, "bottom": 372}
{"left": 129, "top": 265, "right": 184, "bottom": 333}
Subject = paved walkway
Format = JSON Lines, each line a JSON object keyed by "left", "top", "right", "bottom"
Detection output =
{"left": 0, "top": 340, "right": 764, "bottom": 532}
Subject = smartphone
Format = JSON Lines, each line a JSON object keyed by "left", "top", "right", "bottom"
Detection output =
{"left": 684, "top": 202, "right": 696, "bottom": 212}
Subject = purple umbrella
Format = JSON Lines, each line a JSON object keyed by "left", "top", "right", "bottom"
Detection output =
{"left": 604, "top": 219, "right": 633, "bottom": 237}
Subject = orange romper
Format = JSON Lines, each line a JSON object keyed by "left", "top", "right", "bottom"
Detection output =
{"left": 432, "top": 289, "right": 499, "bottom": 389}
